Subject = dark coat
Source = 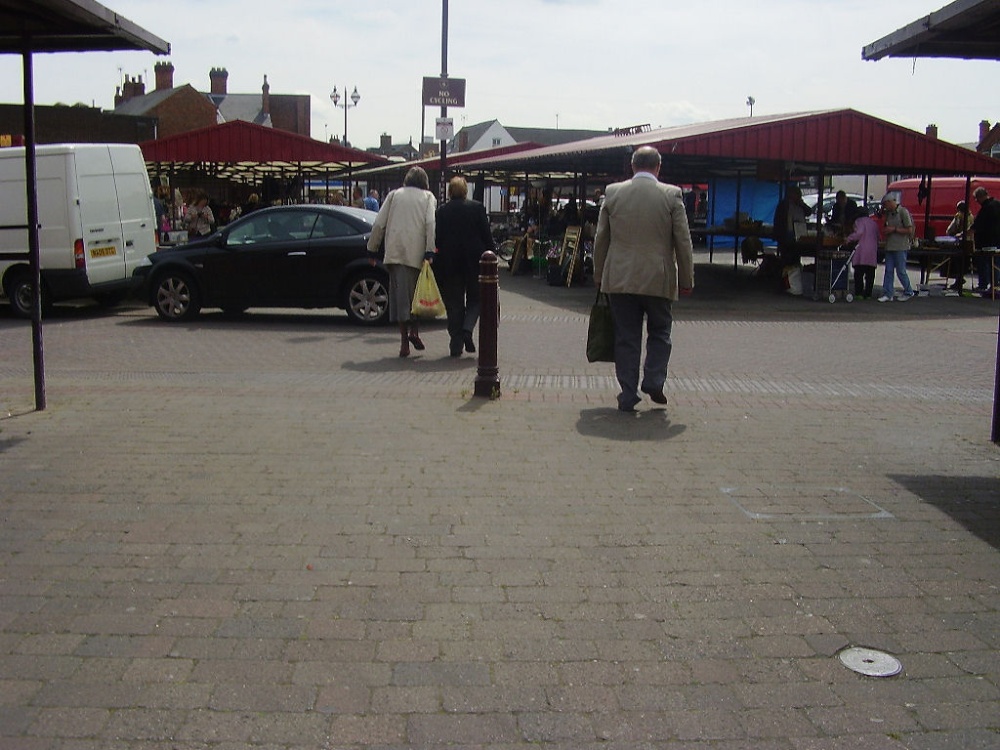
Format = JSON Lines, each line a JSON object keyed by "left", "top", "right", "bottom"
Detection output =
{"left": 973, "top": 196, "right": 1000, "bottom": 249}
{"left": 434, "top": 197, "right": 493, "bottom": 278}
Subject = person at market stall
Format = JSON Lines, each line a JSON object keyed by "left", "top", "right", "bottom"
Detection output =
{"left": 241, "top": 193, "right": 262, "bottom": 217}
{"left": 772, "top": 185, "right": 813, "bottom": 269}
{"left": 434, "top": 176, "right": 494, "bottom": 357}
{"left": 843, "top": 205, "right": 879, "bottom": 299}
{"left": 364, "top": 189, "right": 380, "bottom": 211}
{"left": 971, "top": 187, "right": 1000, "bottom": 293}
{"left": 366, "top": 166, "right": 437, "bottom": 358}
{"left": 152, "top": 184, "right": 168, "bottom": 242}
{"left": 946, "top": 200, "right": 974, "bottom": 291}
{"left": 593, "top": 146, "right": 694, "bottom": 413}
{"left": 352, "top": 186, "right": 365, "bottom": 208}
{"left": 878, "top": 194, "right": 916, "bottom": 302}
{"left": 183, "top": 191, "right": 215, "bottom": 238}
{"left": 829, "top": 190, "right": 858, "bottom": 232}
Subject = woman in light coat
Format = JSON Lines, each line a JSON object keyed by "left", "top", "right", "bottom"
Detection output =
{"left": 367, "top": 167, "right": 437, "bottom": 357}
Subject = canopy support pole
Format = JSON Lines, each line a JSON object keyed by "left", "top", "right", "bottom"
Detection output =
{"left": 21, "top": 44, "right": 45, "bottom": 411}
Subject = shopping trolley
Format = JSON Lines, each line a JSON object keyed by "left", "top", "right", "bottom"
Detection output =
{"left": 815, "top": 245, "right": 856, "bottom": 303}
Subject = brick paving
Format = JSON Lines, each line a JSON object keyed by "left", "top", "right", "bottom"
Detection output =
{"left": 1, "top": 255, "right": 999, "bottom": 749}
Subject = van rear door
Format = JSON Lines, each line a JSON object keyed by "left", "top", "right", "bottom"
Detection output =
{"left": 109, "top": 146, "right": 157, "bottom": 278}
{"left": 73, "top": 145, "right": 126, "bottom": 286}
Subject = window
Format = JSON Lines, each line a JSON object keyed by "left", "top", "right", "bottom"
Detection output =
{"left": 492, "top": 138, "right": 502, "bottom": 147}
{"left": 311, "top": 214, "right": 355, "bottom": 239}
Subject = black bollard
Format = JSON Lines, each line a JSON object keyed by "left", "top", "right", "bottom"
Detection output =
{"left": 473, "top": 250, "right": 500, "bottom": 399}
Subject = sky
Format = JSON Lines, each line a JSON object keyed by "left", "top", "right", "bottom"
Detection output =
{"left": 2, "top": 0, "right": 997, "bottom": 150}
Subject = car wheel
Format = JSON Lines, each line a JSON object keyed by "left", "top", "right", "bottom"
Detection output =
{"left": 344, "top": 270, "right": 389, "bottom": 325}
{"left": 153, "top": 270, "right": 201, "bottom": 321}
{"left": 4, "top": 271, "right": 46, "bottom": 319}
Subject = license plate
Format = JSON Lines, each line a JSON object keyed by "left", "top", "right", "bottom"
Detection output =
{"left": 89, "top": 246, "right": 117, "bottom": 258}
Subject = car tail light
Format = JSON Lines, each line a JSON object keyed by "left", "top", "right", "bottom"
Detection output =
{"left": 74, "top": 239, "right": 85, "bottom": 269}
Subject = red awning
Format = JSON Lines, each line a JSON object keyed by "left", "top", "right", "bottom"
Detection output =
{"left": 351, "top": 141, "right": 545, "bottom": 181}
{"left": 140, "top": 120, "right": 387, "bottom": 179}
{"left": 456, "top": 109, "right": 1000, "bottom": 180}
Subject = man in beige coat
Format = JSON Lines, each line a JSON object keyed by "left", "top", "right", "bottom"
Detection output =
{"left": 593, "top": 146, "right": 694, "bottom": 412}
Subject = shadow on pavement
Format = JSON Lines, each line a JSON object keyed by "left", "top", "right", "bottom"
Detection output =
{"left": 341, "top": 354, "right": 475, "bottom": 375}
{"left": 576, "top": 406, "right": 687, "bottom": 442}
{"left": 889, "top": 474, "right": 1000, "bottom": 551}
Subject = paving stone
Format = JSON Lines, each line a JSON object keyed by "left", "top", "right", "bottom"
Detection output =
{"left": 2, "top": 265, "right": 999, "bottom": 748}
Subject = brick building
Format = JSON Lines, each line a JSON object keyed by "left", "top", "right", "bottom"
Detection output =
{"left": 0, "top": 103, "right": 155, "bottom": 144}
{"left": 113, "top": 62, "right": 311, "bottom": 139}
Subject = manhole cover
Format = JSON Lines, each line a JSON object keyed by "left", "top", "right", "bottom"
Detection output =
{"left": 838, "top": 647, "right": 902, "bottom": 677}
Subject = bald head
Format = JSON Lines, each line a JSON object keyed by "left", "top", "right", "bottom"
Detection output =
{"left": 631, "top": 146, "right": 661, "bottom": 175}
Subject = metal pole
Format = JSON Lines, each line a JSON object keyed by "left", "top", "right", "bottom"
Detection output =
{"left": 439, "top": 0, "right": 448, "bottom": 203}
{"left": 993, "top": 307, "right": 1000, "bottom": 443}
{"left": 22, "top": 46, "right": 45, "bottom": 410}
{"left": 474, "top": 251, "right": 500, "bottom": 399}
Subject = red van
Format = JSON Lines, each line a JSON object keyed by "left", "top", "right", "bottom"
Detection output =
{"left": 886, "top": 176, "right": 1000, "bottom": 240}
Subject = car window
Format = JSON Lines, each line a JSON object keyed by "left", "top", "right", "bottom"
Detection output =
{"left": 225, "top": 212, "right": 316, "bottom": 246}
{"left": 311, "top": 214, "right": 356, "bottom": 239}
{"left": 226, "top": 215, "right": 273, "bottom": 246}
{"left": 288, "top": 212, "right": 319, "bottom": 240}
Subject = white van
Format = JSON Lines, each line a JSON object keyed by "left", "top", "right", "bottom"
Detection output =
{"left": 0, "top": 143, "right": 157, "bottom": 317}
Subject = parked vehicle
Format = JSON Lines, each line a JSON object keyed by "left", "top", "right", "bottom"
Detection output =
{"left": 0, "top": 143, "right": 157, "bottom": 317}
{"left": 886, "top": 176, "right": 1000, "bottom": 240}
{"left": 803, "top": 192, "right": 865, "bottom": 225}
{"left": 133, "top": 204, "right": 389, "bottom": 324}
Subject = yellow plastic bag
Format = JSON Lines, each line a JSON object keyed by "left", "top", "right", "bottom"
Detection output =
{"left": 411, "top": 260, "right": 446, "bottom": 318}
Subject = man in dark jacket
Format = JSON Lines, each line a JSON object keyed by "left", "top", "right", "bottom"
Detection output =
{"left": 434, "top": 176, "right": 494, "bottom": 357}
{"left": 972, "top": 187, "right": 1000, "bottom": 291}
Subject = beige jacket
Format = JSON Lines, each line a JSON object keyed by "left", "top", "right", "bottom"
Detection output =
{"left": 367, "top": 186, "right": 436, "bottom": 269}
{"left": 593, "top": 173, "right": 694, "bottom": 299}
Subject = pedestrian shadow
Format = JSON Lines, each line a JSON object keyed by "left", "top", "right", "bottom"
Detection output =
{"left": 0, "top": 436, "right": 27, "bottom": 452}
{"left": 341, "top": 355, "right": 475, "bottom": 374}
{"left": 576, "top": 407, "right": 686, "bottom": 442}
{"left": 888, "top": 474, "right": 1000, "bottom": 551}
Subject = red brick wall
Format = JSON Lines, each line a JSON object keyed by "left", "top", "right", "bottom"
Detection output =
{"left": 152, "top": 86, "right": 218, "bottom": 138}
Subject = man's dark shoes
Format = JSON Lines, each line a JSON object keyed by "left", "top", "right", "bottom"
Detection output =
{"left": 463, "top": 331, "right": 476, "bottom": 353}
{"left": 641, "top": 386, "right": 668, "bottom": 405}
{"left": 449, "top": 336, "right": 463, "bottom": 358}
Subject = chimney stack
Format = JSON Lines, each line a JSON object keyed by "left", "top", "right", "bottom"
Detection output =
{"left": 925, "top": 124, "right": 938, "bottom": 139}
{"left": 209, "top": 67, "right": 229, "bottom": 96}
{"left": 115, "top": 75, "right": 145, "bottom": 106}
{"left": 980, "top": 120, "right": 992, "bottom": 144}
{"left": 261, "top": 75, "right": 270, "bottom": 114}
{"left": 154, "top": 61, "right": 174, "bottom": 91}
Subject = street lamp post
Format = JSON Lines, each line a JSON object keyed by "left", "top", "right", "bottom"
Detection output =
{"left": 330, "top": 86, "right": 361, "bottom": 147}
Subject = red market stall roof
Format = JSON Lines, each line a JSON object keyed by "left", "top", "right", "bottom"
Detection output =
{"left": 862, "top": 0, "right": 1000, "bottom": 61}
{"left": 350, "top": 141, "right": 544, "bottom": 181}
{"left": 456, "top": 109, "right": 1000, "bottom": 181}
{"left": 140, "top": 120, "right": 387, "bottom": 180}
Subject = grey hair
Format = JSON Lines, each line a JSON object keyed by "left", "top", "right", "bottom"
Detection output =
{"left": 974, "top": 186, "right": 989, "bottom": 200}
{"left": 631, "top": 146, "right": 661, "bottom": 173}
{"left": 403, "top": 166, "right": 430, "bottom": 190}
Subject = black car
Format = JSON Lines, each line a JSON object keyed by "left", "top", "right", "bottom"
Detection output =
{"left": 134, "top": 204, "right": 389, "bottom": 324}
